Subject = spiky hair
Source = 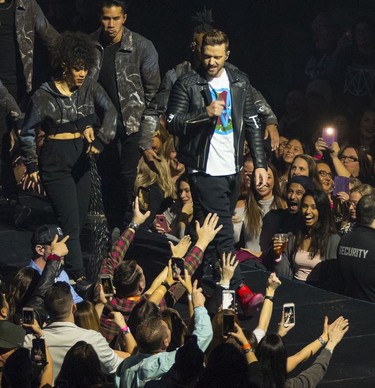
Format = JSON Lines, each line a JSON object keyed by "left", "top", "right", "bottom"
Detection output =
{"left": 191, "top": 7, "right": 214, "bottom": 34}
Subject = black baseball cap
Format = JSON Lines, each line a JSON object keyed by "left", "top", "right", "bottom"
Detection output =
{"left": 31, "top": 224, "right": 64, "bottom": 246}
{"left": 0, "top": 321, "right": 25, "bottom": 349}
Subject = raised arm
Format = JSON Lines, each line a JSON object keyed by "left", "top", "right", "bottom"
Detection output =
{"left": 256, "top": 273, "right": 281, "bottom": 333}
{"left": 286, "top": 315, "right": 347, "bottom": 373}
{"left": 100, "top": 197, "right": 150, "bottom": 276}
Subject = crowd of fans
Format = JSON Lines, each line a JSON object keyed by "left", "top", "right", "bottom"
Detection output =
{"left": 1, "top": 0, "right": 375, "bottom": 387}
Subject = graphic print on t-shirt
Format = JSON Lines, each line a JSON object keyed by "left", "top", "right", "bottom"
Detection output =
{"left": 211, "top": 89, "right": 233, "bottom": 135}
{"left": 206, "top": 69, "right": 236, "bottom": 176}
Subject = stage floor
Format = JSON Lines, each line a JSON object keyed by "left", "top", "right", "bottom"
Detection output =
{"left": 1, "top": 191, "right": 375, "bottom": 387}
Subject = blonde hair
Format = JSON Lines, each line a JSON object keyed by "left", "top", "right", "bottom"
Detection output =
{"left": 135, "top": 156, "right": 177, "bottom": 199}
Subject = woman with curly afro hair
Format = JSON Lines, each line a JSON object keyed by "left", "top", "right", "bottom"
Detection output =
{"left": 19, "top": 31, "right": 117, "bottom": 290}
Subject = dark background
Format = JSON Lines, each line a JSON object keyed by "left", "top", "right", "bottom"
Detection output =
{"left": 36, "top": 0, "right": 375, "bottom": 114}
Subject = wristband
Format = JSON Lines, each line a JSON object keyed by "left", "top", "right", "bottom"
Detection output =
{"left": 244, "top": 347, "right": 254, "bottom": 354}
{"left": 187, "top": 294, "right": 192, "bottom": 301}
{"left": 121, "top": 325, "right": 130, "bottom": 334}
{"left": 128, "top": 222, "right": 139, "bottom": 232}
{"left": 47, "top": 254, "right": 61, "bottom": 262}
{"left": 318, "top": 336, "right": 327, "bottom": 346}
{"left": 161, "top": 281, "right": 171, "bottom": 290}
{"left": 242, "top": 343, "right": 252, "bottom": 350}
{"left": 264, "top": 295, "right": 274, "bottom": 302}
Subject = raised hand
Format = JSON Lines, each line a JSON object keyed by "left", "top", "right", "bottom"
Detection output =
{"left": 191, "top": 279, "right": 205, "bottom": 308}
{"left": 219, "top": 252, "right": 239, "bottom": 285}
{"left": 131, "top": 196, "right": 151, "bottom": 226}
{"left": 195, "top": 213, "right": 223, "bottom": 250}
{"left": 178, "top": 269, "right": 193, "bottom": 294}
{"left": 169, "top": 235, "right": 192, "bottom": 258}
{"left": 51, "top": 234, "right": 69, "bottom": 257}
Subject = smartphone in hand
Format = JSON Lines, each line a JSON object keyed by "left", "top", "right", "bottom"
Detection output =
{"left": 283, "top": 303, "right": 295, "bottom": 328}
{"left": 172, "top": 258, "right": 185, "bottom": 280}
{"left": 155, "top": 214, "right": 169, "bottom": 233}
{"left": 22, "top": 307, "right": 34, "bottom": 325}
{"left": 31, "top": 337, "right": 47, "bottom": 366}
{"left": 138, "top": 186, "right": 150, "bottom": 213}
{"left": 222, "top": 290, "right": 236, "bottom": 311}
{"left": 322, "top": 127, "right": 337, "bottom": 148}
{"left": 99, "top": 275, "right": 115, "bottom": 297}
{"left": 222, "top": 314, "right": 235, "bottom": 336}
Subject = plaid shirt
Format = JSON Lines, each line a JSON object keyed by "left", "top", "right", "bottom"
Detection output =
{"left": 99, "top": 228, "right": 203, "bottom": 343}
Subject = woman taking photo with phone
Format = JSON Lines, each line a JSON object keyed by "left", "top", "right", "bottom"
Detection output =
{"left": 19, "top": 31, "right": 117, "bottom": 288}
{"left": 274, "top": 189, "right": 340, "bottom": 290}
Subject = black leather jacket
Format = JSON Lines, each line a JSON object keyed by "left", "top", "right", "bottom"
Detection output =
{"left": 166, "top": 65, "right": 267, "bottom": 172}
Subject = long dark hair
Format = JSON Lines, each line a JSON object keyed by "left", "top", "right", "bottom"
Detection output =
{"left": 295, "top": 189, "right": 336, "bottom": 258}
{"left": 55, "top": 341, "right": 108, "bottom": 388}
{"left": 339, "top": 145, "right": 373, "bottom": 185}
{"left": 5, "top": 268, "right": 40, "bottom": 324}
{"left": 255, "top": 333, "right": 287, "bottom": 388}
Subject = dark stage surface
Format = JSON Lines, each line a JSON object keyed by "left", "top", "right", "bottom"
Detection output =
{"left": 1, "top": 192, "right": 375, "bottom": 387}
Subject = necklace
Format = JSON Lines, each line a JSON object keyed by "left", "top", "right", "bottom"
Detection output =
{"left": 0, "top": 0, "right": 14, "bottom": 11}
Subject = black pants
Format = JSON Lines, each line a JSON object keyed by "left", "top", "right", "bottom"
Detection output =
{"left": 189, "top": 172, "right": 244, "bottom": 289}
{"left": 98, "top": 128, "right": 141, "bottom": 229}
{"left": 39, "top": 137, "right": 90, "bottom": 279}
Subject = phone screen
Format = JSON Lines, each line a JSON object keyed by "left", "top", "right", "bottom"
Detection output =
{"left": 100, "top": 275, "right": 114, "bottom": 296}
{"left": 156, "top": 214, "right": 169, "bottom": 232}
{"left": 31, "top": 338, "right": 47, "bottom": 366}
{"left": 138, "top": 187, "right": 150, "bottom": 212}
{"left": 22, "top": 308, "right": 34, "bottom": 325}
{"left": 223, "top": 314, "right": 235, "bottom": 336}
{"left": 322, "top": 127, "right": 337, "bottom": 147}
{"left": 222, "top": 290, "right": 236, "bottom": 310}
{"left": 283, "top": 304, "right": 295, "bottom": 327}
{"left": 333, "top": 176, "right": 350, "bottom": 196}
{"left": 172, "top": 258, "right": 185, "bottom": 280}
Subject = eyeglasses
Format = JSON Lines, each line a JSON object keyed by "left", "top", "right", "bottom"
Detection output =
{"left": 339, "top": 155, "right": 359, "bottom": 162}
{"left": 345, "top": 201, "right": 358, "bottom": 208}
{"left": 318, "top": 170, "right": 333, "bottom": 178}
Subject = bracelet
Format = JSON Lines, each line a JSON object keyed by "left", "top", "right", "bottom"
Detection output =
{"left": 318, "top": 336, "right": 327, "bottom": 346}
{"left": 47, "top": 254, "right": 61, "bottom": 262}
{"left": 128, "top": 222, "right": 139, "bottom": 232}
{"left": 264, "top": 295, "right": 274, "bottom": 302}
{"left": 161, "top": 281, "right": 171, "bottom": 290}
{"left": 120, "top": 325, "right": 130, "bottom": 334}
{"left": 242, "top": 343, "right": 252, "bottom": 351}
{"left": 187, "top": 294, "right": 192, "bottom": 301}
{"left": 244, "top": 347, "right": 254, "bottom": 354}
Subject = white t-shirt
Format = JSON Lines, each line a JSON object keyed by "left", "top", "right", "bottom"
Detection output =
{"left": 205, "top": 70, "right": 236, "bottom": 176}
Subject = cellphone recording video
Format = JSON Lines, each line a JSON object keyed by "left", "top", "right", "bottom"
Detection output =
{"left": 138, "top": 186, "right": 150, "bottom": 213}
{"left": 155, "top": 214, "right": 169, "bottom": 233}
{"left": 31, "top": 337, "right": 47, "bottom": 366}
{"left": 222, "top": 314, "right": 235, "bottom": 336}
{"left": 172, "top": 258, "right": 185, "bottom": 280}
{"left": 283, "top": 303, "right": 295, "bottom": 327}
{"left": 322, "top": 127, "right": 337, "bottom": 148}
{"left": 222, "top": 290, "right": 236, "bottom": 311}
{"left": 22, "top": 307, "right": 34, "bottom": 325}
{"left": 99, "top": 275, "right": 114, "bottom": 297}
